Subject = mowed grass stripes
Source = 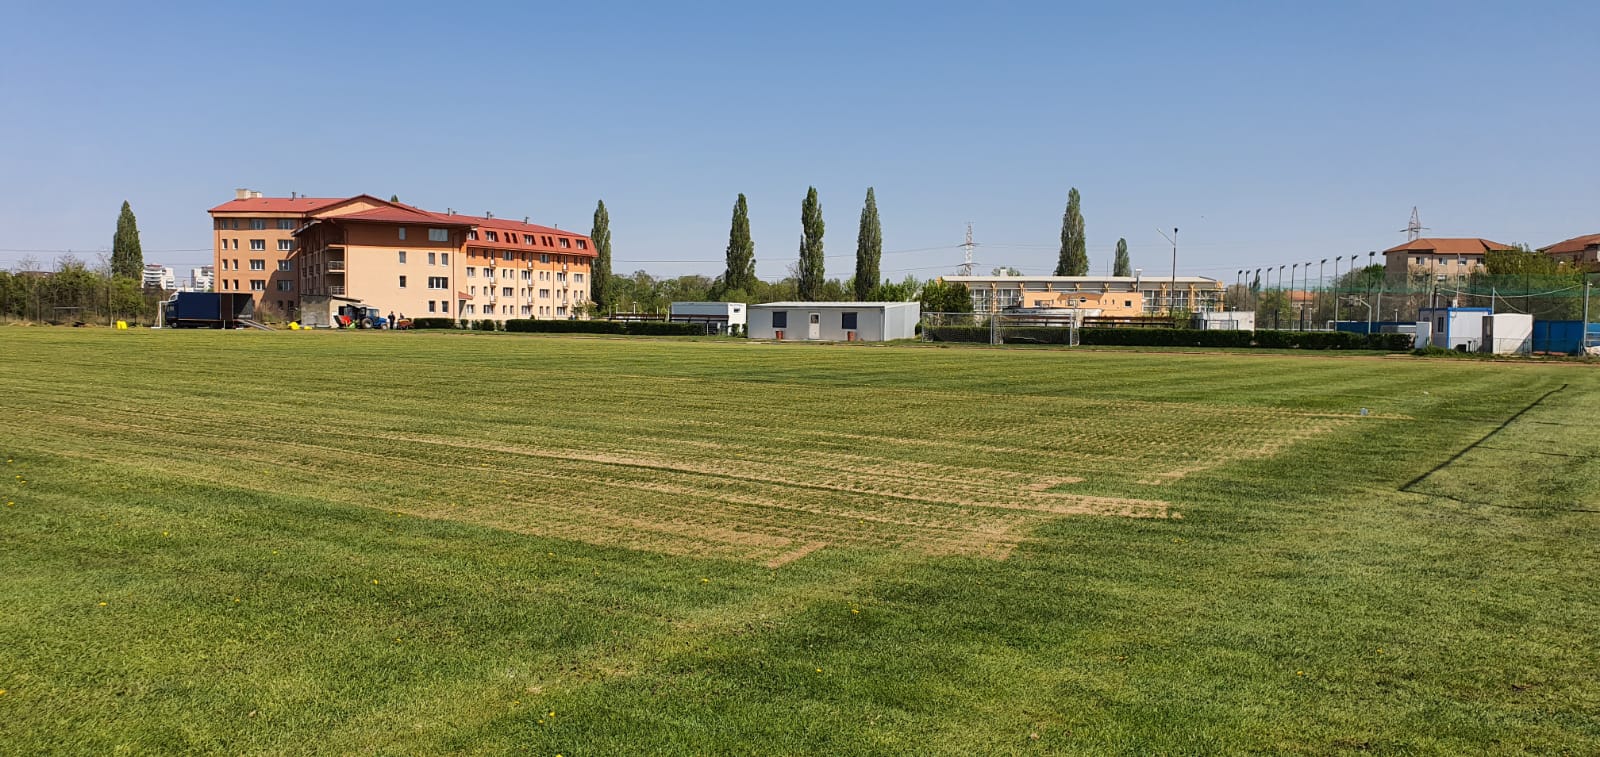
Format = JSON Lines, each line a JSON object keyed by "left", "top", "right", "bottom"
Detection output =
{"left": 1, "top": 328, "right": 1597, "bottom": 754}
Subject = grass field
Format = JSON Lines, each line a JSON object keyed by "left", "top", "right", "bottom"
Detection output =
{"left": 2, "top": 328, "right": 1598, "bottom": 754}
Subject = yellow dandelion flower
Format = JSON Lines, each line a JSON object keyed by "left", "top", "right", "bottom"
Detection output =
{"left": 701, "top": 578, "right": 709, "bottom": 583}
{"left": 0, "top": 689, "right": 6, "bottom": 695}
{"left": 815, "top": 668, "right": 823, "bottom": 673}
{"left": 98, "top": 602, "right": 107, "bottom": 607}
{"left": 372, "top": 579, "right": 380, "bottom": 585}
{"left": 548, "top": 711, "right": 555, "bottom": 717}
{"left": 851, "top": 609, "right": 859, "bottom": 614}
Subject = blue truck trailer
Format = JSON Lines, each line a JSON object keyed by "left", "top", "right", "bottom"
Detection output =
{"left": 162, "top": 292, "right": 259, "bottom": 329}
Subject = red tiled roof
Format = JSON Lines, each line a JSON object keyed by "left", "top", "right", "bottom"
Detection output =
{"left": 1382, "top": 238, "right": 1517, "bottom": 255}
{"left": 1539, "top": 233, "right": 1600, "bottom": 255}
{"left": 208, "top": 197, "right": 345, "bottom": 214}
{"left": 330, "top": 207, "right": 474, "bottom": 225}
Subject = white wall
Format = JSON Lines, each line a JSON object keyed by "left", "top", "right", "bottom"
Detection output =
{"left": 748, "top": 304, "right": 919, "bottom": 341}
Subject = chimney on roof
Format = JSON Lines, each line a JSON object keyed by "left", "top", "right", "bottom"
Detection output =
{"left": 291, "top": 191, "right": 297, "bottom": 200}
{"left": 523, "top": 216, "right": 529, "bottom": 224}
{"left": 485, "top": 211, "right": 493, "bottom": 219}
{"left": 235, "top": 188, "right": 250, "bottom": 200}
{"left": 250, "top": 190, "right": 263, "bottom": 199}
{"left": 446, "top": 208, "right": 452, "bottom": 215}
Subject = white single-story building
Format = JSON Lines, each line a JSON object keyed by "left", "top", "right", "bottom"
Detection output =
{"left": 1481, "top": 313, "right": 1533, "bottom": 355}
{"left": 669, "top": 301, "right": 747, "bottom": 335}
{"left": 1419, "top": 306, "right": 1491, "bottom": 351}
{"left": 748, "top": 302, "right": 920, "bottom": 342}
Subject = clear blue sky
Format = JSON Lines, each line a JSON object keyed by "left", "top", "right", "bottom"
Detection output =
{"left": 2, "top": 1, "right": 1596, "bottom": 283}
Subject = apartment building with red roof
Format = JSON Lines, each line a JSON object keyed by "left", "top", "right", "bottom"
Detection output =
{"left": 1539, "top": 233, "right": 1600, "bottom": 270}
{"left": 1381, "top": 237, "right": 1517, "bottom": 280}
{"left": 208, "top": 190, "right": 595, "bottom": 322}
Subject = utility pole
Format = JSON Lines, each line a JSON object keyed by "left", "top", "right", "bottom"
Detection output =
{"left": 959, "top": 222, "right": 975, "bottom": 277}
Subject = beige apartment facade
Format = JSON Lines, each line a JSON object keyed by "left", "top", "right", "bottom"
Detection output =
{"left": 940, "top": 275, "right": 1224, "bottom": 315}
{"left": 210, "top": 191, "right": 596, "bottom": 323}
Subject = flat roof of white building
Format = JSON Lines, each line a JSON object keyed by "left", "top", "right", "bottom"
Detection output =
{"left": 752, "top": 301, "right": 918, "bottom": 308}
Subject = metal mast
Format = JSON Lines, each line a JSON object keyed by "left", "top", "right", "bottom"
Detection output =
{"left": 958, "top": 222, "right": 975, "bottom": 276}
{"left": 1401, "top": 207, "right": 1427, "bottom": 242}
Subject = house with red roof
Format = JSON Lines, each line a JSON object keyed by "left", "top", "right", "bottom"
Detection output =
{"left": 209, "top": 189, "right": 596, "bottom": 323}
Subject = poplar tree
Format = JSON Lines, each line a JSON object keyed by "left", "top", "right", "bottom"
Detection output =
{"left": 111, "top": 201, "right": 143, "bottom": 280}
{"left": 1113, "top": 237, "right": 1131, "bottom": 276}
{"left": 853, "top": 188, "right": 882, "bottom": 300}
{"left": 1054, "top": 188, "right": 1087, "bottom": 276}
{"left": 722, "top": 194, "right": 756, "bottom": 294}
{"left": 797, "top": 187, "right": 825, "bottom": 300}
{"left": 590, "top": 200, "right": 613, "bottom": 311}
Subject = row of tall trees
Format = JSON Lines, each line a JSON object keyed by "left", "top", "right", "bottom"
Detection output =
{"left": 1053, "top": 187, "right": 1131, "bottom": 277}
{"left": 588, "top": 188, "right": 899, "bottom": 313}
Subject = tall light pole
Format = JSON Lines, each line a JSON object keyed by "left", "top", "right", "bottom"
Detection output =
{"left": 1156, "top": 227, "right": 1179, "bottom": 312}
{"left": 1318, "top": 258, "right": 1327, "bottom": 329}
{"left": 1333, "top": 256, "right": 1342, "bottom": 323}
{"left": 1292, "top": 263, "right": 1300, "bottom": 329}
{"left": 1370, "top": 251, "right": 1381, "bottom": 328}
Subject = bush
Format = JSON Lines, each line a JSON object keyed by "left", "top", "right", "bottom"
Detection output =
{"left": 501, "top": 319, "right": 702, "bottom": 336}
{"left": 409, "top": 317, "right": 456, "bottom": 330}
{"left": 926, "top": 325, "right": 1416, "bottom": 351}
{"left": 472, "top": 319, "right": 499, "bottom": 332}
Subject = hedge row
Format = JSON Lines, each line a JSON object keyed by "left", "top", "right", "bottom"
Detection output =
{"left": 408, "top": 317, "right": 456, "bottom": 330}
{"left": 503, "top": 319, "right": 703, "bottom": 336}
{"left": 925, "top": 326, "right": 1414, "bottom": 351}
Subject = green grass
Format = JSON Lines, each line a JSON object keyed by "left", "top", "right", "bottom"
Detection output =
{"left": 2, "top": 328, "right": 1598, "bottom": 755}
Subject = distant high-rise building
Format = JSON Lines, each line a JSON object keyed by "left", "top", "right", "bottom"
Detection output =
{"left": 141, "top": 264, "right": 176, "bottom": 290}
{"left": 188, "top": 266, "right": 215, "bottom": 292}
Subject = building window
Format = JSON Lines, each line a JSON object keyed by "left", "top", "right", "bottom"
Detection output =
{"left": 841, "top": 312, "right": 858, "bottom": 330}
{"left": 250, "top": 239, "right": 265, "bottom": 251}
{"left": 277, "top": 219, "right": 294, "bottom": 230}
{"left": 428, "top": 252, "right": 436, "bottom": 265}
{"left": 440, "top": 253, "right": 448, "bottom": 266}
{"left": 428, "top": 301, "right": 436, "bottom": 312}
{"left": 465, "top": 304, "right": 475, "bottom": 314}
{"left": 559, "top": 238, "right": 571, "bottom": 248}
{"left": 467, "top": 230, "right": 478, "bottom": 241}
{"left": 540, "top": 253, "right": 549, "bottom": 264}
{"left": 398, "top": 227, "right": 407, "bottom": 240}
{"left": 577, "top": 240, "right": 588, "bottom": 250}
{"left": 398, "top": 251, "right": 406, "bottom": 264}
{"left": 428, "top": 276, "right": 448, "bottom": 289}
{"left": 539, "top": 289, "right": 550, "bottom": 299}
{"left": 399, "top": 275, "right": 407, "bottom": 288}
{"left": 428, "top": 228, "right": 448, "bottom": 242}
{"left": 502, "top": 287, "right": 513, "bottom": 297}
{"left": 575, "top": 273, "right": 584, "bottom": 283}
{"left": 557, "top": 272, "right": 566, "bottom": 282}
{"left": 523, "top": 234, "right": 534, "bottom": 245}
{"left": 250, "top": 219, "right": 266, "bottom": 230}
{"left": 521, "top": 270, "right": 530, "bottom": 280}
{"left": 278, "top": 239, "right": 293, "bottom": 252}
{"left": 278, "top": 260, "right": 292, "bottom": 271}
{"left": 772, "top": 311, "right": 788, "bottom": 329}
{"left": 251, "top": 280, "right": 265, "bottom": 291}
{"left": 276, "top": 280, "right": 293, "bottom": 292}
{"left": 502, "top": 251, "right": 512, "bottom": 261}
{"left": 466, "top": 267, "right": 476, "bottom": 277}
{"left": 250, "top": 259, "right": 266, "bottom": 271}
{"left": 485, "top": 231, "right": 499, "bottom": 242}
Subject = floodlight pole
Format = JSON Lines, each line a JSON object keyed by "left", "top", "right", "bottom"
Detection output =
{"left": 1584, "top": 279, "right": 1592, "bottom": 350}
{"left": 1156, "top": 227, "right": 1178, "bottom": 312}
{"left": 1333, "top": 256, "right": 1342, "bottom": 323}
